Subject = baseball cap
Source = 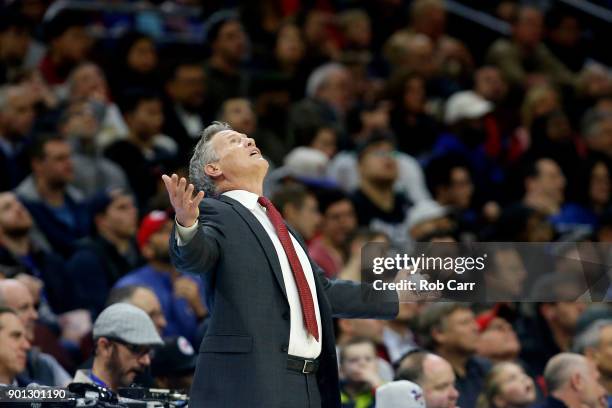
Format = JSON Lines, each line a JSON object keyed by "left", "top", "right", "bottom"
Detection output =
{"left": 137, "top": 210, "right": 170, "bottom": 250}
{"left": 407, "top": 200, "right": 448, "bottom": 231}
{"left": 376, "top": 380, "right": 426, "bottom": 408}
{"left": 93, "top": 303, "right": 163, "bottom": 346}
{"left": 151, "top": 336, "right": 197, "bottom": 377}
{"left": 444, "top": 90, "right": 493, "bottom": 125}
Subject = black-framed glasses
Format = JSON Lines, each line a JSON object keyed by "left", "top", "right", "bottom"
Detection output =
{"left": 108, "top": 338, "right": 153, "bottom": 358}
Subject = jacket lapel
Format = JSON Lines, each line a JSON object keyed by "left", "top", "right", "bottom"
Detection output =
{"left": 219, "top": 195, "right": 288, "bottom": 301}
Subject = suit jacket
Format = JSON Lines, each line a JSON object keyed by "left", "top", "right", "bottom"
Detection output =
{"left": 169, "top": 195, "right": 398, "bottom": 407}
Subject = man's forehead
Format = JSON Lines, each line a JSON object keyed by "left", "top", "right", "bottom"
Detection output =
{"left": 0, "top": 192, "right": 17, "bottom": 205}
{"left": 212, "top": 129, "right": 246, "bottom": 144}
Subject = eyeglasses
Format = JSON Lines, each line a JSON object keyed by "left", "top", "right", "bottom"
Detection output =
{"left": 109, "top": 338, "right": 153, "bottom": 358}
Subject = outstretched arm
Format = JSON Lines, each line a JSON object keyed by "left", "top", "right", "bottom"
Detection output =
{"left": 315, "top": 263, "right": 399, "bottom": 320}
{"left": 163, "top": 174, "right": 221, "bottom": 276}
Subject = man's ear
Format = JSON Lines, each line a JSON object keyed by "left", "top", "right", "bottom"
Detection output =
{"left": 569, "top": 371, "right": 583, "bottom": 392}
{"left": 431, "top": 326, "right": 445, "bottom": 345}
{"left": 205, "top": 163, "right": 222, "bottom": 178}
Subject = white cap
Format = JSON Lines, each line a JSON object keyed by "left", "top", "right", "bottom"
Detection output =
{"left": 444, "top": 90, "right": 493, "bottom": 125}
{"left": 376, "top": 380, "right": 426, "bottom": 408}
{"left": 284, "top": 147, "right": 329, "bottom": 178}
{"left": 407, "top": 200, "right": 448, "bottom": 230}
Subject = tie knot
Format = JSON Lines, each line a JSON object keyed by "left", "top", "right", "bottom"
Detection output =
{"left": 258, "top": 196, "right": 272, "bottom": 209}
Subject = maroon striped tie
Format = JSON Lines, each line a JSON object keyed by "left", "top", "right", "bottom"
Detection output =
{"left": 258, "top": 196, "right": 319, "bottom": 342}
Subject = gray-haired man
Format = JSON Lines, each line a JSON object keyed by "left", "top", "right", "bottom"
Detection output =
{"left": 162, "top": 121, "right": 398, "bottom": 407}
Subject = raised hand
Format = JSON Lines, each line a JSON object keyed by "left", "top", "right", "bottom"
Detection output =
{"left": 161, "top": 173, "right": 205, "bottom": 228}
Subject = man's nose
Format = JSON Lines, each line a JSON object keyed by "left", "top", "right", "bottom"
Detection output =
{"left": 139, "top": 353, "right": 151, "bottom": 366}
{"left": 245, "top": 137, "right": 255, "bottom": 147}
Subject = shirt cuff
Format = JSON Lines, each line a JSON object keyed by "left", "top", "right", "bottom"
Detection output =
{"left": 175, "top": 218, "right": 199, "bottom": 246}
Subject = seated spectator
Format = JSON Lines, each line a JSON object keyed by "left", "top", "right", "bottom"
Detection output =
{"left": 534, "top": 353, "right": 606, "bottom": 408}
{"left": 375, "top": 380, "right": 426, "bottom": 408}
{"left": 425, "top": 155, "right": 480, "bottom": 232}
{"left": 0, "top": 307, "right": 30, "bottom": 386}
{"left": 407, "top": 0, "right": 474, "bottom": 89}
{"left": 545, "top": 8, "right": 587, "bottom": 73}
{"left": 0, "top": 279, "right": 70, "bottom": 386}
{"left": 218, "top": 97, "right": 287, "bottom": 166}
{"left": 477, "top": 361, "right": 537, "bottom": 408}
{"left": 66, "top": 189, "right": 142, "bottom": 316}
{"left": 151, "top": 336, "right": 196, "bottom": 391}
{"left": 387, "top": 71, "right": 439, "bottom": 157}
{"left": 271, "top": 184, "right": 321, "bottom": 242}
{"left": 432, "top": 90, "right": 504, "bottom": 196}
{"left": 0, "top": 84, "right": 36, "bottom": 191}
{"left": 15, "top": 135, "right": 90, "bottom": 258}
{"left": 163, "top": 60, "right": 208, "bottom": 162}
{"left": 582, "top": 112, "right": 612, "bottom": 161}
{"left": 114, "top": 211, "right": 207, "bottom": 345}
{"left": 72, "top": 303, "right": 163, "bottom": 391}
{"left": 39, "top": 10, "right": 91, "bottom": 86}
{"left": 573, "top": 319, "right": 612, "bottom": 402}
{"left": 59, "top": 99, "right": 129, "bottom": 197}
{"left": 418, "top": 303, "right": 490, "bottom": 408}
{"left": 475, "top": 307, "right": 522, "bottom": 364}
{"left": 561, "top": 154, "right": 612, "bottom": 233}
{"left": 383, "top": 302, "right": 420, "bottom": 365}
{"left": 293, "top": 122, "right": 338, "bottom": 160}
{"left": 104, "top": 89, "right": 177, "bottom": 213}
{"left": 108, "top": 31, "right": 162, "bottom": 100}
{"left": 485, "top": 5, "right": 575, "bottom": 89}
{"left": 482, "top": 247, "right": 528, "bottom": 301}
{"left": 64, "top": 62, "right": 129, "bottom": 150}
{"left": 203, "top": 11, "right": 249, "bottom": 115}
{"left": 105, "top": 285, "right": 167, "bottom": 335}
{"left": 289, "top": 63, "right": 353, "bottom": 139}
{"left": 351, "top": 133, "right": 413, "bottom": 249}
{"left": 308, "top": 189, "right": 357, "bottom": 278}
{"left": 517, "top": 297, "right": 587, "bottom": 379}
{"left": 0, "top": 10, "right": 40, "bottom": 84}
{"left": 396, "top": 350, "right": 460, "bottom": 408}
{"left": 78, "top": 285, "right": 168, "bottom": 370}
{"left": 521, "top": 156, "right": 577, "bottom": 233}
{"left": 327, "top": 143, "right": 431, "bottom": 205}
{"left": 0, "top": 191, "right": 69, "bottom": 312}
{"left": 339, "top": 338, "right": 385, "bottom": 408}
{"left": 337, "top": 318, "right": 393, "bottom": 381}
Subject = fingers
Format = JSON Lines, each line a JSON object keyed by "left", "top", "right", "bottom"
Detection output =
{"left": 192, "top": 191, "right": 205, "bottom": 208}
{"left": 183, "top": 183, "right": 194, "bottom": 208}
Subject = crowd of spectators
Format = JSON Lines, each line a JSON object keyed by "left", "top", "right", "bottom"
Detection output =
{"left": 1, "top": 0, "right": 612, "bottom": 407}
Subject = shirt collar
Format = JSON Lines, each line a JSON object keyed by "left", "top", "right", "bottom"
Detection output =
{"left": 222, "top": 190, "right": 260, "bottom": 211}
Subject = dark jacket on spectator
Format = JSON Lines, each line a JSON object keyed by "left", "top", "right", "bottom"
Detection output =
{"left": 66, "top": 235, "right": 143, "bottom": 316}
{"left": 0, "top": 244, "right": 71, "bottom": 313}
{"left": 15, "top": 176, "right": 91, "bottom": 258}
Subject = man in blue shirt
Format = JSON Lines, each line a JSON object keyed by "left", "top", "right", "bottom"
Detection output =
{"left": 114, "top": 210, "right": 207, "bottom": 344}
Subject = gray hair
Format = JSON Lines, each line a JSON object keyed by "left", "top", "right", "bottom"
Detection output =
{"left": 544, "top": 352, "right": 588, "bottom": 393}
{"left": 305, "top": 62, "right": 346, "bottom": 98}
{"left": 573, "top": 319, "right": 612, "bottom": 354}
{"left": 189, "top": 121, "right": 231, "bottom": 195}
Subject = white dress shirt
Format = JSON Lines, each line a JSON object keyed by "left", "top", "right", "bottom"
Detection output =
{"left": 175, "top": 190, "right": 322, "bottom": 358}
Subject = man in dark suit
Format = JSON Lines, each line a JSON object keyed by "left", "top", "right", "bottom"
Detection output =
{"left": 162, "top": 122, "right": 399, "bottom": 407}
